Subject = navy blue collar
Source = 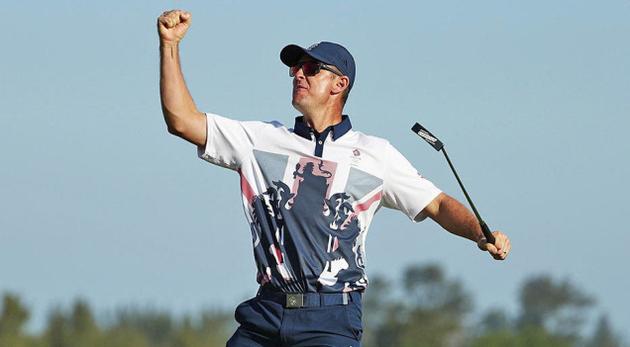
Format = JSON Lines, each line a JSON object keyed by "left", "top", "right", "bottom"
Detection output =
{"left": 293, "top": 115, "right": 352, "bottom": 141}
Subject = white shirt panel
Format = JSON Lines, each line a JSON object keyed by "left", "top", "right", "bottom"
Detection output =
{"left": 196, "top": 113, "right": 441, "bottom": 293}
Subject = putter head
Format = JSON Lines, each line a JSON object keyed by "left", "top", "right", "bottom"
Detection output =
{"left": 411, "top": 123, "right": 444, "bottom": 151}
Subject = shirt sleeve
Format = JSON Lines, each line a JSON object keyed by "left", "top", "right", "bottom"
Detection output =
{"left": 381, "top": 142, "right": 442, "bottom": 222}
{"left": 196, "top": 112, "right": 254, "bottom": 171}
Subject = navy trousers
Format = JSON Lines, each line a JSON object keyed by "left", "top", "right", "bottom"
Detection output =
{"left": 226, "top": 291, "right": 363, "bottom": 347}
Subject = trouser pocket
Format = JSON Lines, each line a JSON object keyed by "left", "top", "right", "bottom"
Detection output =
{"left": 344, "top": 301, "right": 363, "bottom": 341}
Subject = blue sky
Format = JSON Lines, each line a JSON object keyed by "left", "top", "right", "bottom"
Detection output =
{"left": 1, "top": 0, "right": 629, "bottom": 335}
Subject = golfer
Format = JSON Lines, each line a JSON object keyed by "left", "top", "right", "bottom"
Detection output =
{"left": 158, "top": 9, "right": 511, "bottom": 347}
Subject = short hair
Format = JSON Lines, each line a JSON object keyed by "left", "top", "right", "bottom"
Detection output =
{"left": 327, "top": 64, "right": 350, "bottom": 106}
{"left": 341, "top": 87, "right": 350, "bottom": 105}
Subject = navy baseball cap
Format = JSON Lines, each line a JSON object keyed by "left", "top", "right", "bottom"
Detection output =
{"left": 280, "top": 41, "right": 356, "bottom": 90}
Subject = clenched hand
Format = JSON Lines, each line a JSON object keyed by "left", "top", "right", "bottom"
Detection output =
{"left": 157, "top": 10, "right": 192, "bottom": 45}
{"left": 478, "top": 231, "right": 511, "bottom": 260}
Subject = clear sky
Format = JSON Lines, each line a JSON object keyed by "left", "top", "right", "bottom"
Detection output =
{"left": 1, "top": 0, "right": 629, "bottom": 336}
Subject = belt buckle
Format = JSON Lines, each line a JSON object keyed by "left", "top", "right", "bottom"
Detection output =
{"left": 286, "top": 293, "right": 304, "bottom": 308}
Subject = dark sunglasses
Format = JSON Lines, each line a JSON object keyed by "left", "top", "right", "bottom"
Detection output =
{"left": 289, "top": 61, "right": 342, "bottom": 77}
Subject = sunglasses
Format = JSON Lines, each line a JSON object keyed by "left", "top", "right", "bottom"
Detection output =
{"left": 289, "top": 61, "right": 343, "bottom": 77}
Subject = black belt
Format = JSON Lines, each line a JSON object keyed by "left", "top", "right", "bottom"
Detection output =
{"left": 256, "top": 287, "right": 362, "bottom": 309}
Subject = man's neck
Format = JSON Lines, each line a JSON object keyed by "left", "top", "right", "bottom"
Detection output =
{"left": 301, "top": 107, "right": 343, "bottom": 133}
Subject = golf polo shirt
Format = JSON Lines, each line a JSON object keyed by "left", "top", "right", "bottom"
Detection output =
{"left": 197, "top": 113, "right": 442, "bottom": 294}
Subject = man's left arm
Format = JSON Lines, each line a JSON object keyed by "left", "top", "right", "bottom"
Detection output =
{"left": 421, "top": 193, "right": 511, "bottom": 260}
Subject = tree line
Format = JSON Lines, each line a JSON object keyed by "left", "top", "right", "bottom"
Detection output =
{"left": 1, "top": 263, "right": 625, "bottom": 347}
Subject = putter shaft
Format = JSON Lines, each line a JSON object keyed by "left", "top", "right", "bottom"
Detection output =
{"left": 441, "top": 148, "right": 495, "bottom": 244}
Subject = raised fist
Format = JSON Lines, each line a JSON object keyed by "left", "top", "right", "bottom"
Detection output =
{"left": 157, "top": 10, "right": 192, "bottom": 44}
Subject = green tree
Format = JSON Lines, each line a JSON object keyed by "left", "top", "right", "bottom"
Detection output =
{"left": 0, "top": 293, "right": 34, "bottom": 347}
{"left": 587, "top": 315, "right": 624, "bottom": 347}
{"left": 517, "top": 275, "right": 593, "bottom": 338}
{"left": 369, "top": 263, "right": 471, "bottom": 347}
{"left": 362, "top": 275, "right": 394, "bottom": 347}
{"left": 45, "top": 308, "right": 69, "bottom": 347}
{"left": 100, "top": 326, "right": 150, "bottom": 347}
{"left": 0, "top": 293, "right": 29, "bottom": 336}
{"left": 478, "top": 308, "right": 511, "bottom": 332}
{"left": 402, "top": 263, "right": 471, "bottom": 314}
{"left": 171, "top": 315, "right": 199, "bottom": 347}
{"left": 196, "top": 309, "right": 235, "bottom": 346}
{"left": 67, "top": 299, "right": 100, "bottom": 347}
{"left": 472, "top": 326, "right": 573, "bottom": 347}
{"left": 112, "top": 307, "right": 175, "bottom": 346}
{"left": 473, "top": 274, "right": 596, "bottom": 347}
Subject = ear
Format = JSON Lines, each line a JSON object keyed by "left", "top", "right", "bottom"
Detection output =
{"left": 331, "top": 76, "right": 350, "bottom": 96}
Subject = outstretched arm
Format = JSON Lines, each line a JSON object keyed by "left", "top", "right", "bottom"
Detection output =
{"left": 158, "top": 9, "right": 206, "bottom": 146}
{"left": 421, "top": 193, "right": 511, "bottom": 260}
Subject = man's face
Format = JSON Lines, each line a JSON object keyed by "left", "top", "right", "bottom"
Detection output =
{"left": 291, "top": 55, "right": 341, "bottom": 113}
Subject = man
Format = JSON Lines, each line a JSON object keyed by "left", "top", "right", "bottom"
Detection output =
{"left": 158, "top": 9, "right": 511, "bottom": 347}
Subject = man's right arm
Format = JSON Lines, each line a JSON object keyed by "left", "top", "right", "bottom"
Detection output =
{"left": 158, "top": 10, "right": 206, "bottom": 147}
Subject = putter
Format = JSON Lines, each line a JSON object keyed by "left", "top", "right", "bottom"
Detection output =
{"left": 411, "top": 123, "right": 495, "bottom": 244}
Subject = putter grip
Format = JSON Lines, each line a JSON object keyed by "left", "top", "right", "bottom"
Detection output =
{"left": 480, "top": 220, "right": 495, "bottom": 244}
